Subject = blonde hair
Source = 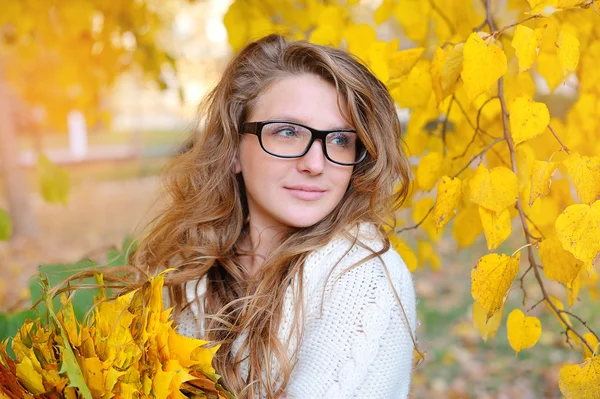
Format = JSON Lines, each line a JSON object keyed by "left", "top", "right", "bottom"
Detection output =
{"left": 130, "top": 34, "right": 412, "bottom": 398}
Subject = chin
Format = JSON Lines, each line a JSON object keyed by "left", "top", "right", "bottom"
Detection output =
{"left": 283, "top": 213, "right": 327, "bottom": 229}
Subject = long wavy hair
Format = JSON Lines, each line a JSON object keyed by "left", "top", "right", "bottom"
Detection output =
{"left": 128, "top": 34, "right": 412, "bottom": 398}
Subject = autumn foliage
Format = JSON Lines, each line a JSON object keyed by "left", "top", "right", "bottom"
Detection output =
{"left": 0, "top": 272, "right": 233, "bottom": 399}
{"left": 223, "top": 0, "right": 600, "bottom": 396}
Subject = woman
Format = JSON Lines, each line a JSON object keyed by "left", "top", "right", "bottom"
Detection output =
{"left": 132, "top": 34, "right": 418, "bottom": 398}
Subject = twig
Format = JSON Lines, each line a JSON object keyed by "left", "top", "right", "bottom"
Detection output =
{"left": 396, "top": 206, "right": 434, "bottom": 234}
{"left": 429, "top": 0, "right": 456, "bottom": 36}
{"left": 497, "top": 75, "right": 595, "bottom": 354}
{"left": 482, "top": 14, "right": 544, "bottom": 40}
{"left": 548, "top": 124, "right": 571, "bottom": 155}
{"left": 442, "top": 96, "right": 455, "bottom": 155}
{"left": 451, "top": 137, "right": 505, "bottom": 178}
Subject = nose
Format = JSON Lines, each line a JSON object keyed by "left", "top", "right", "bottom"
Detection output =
{"left": 297, "top": 139, "right": 326, "bottom": 175}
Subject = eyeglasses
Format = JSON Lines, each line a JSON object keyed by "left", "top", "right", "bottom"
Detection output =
{"left": 240, "top": 120, "right": 367, "bottom": 166}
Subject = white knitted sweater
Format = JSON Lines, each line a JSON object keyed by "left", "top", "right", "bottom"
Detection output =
{"left": 175, "top": 224, "right": 417, "bottom": 398}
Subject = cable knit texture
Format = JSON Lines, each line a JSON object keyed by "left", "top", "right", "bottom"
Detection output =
{"left": 175, "top": 223, "right": 417, "bottom": 398}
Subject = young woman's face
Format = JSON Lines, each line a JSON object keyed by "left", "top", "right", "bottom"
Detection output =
{"left": 235, "top": 73, "right": 355, "bottom": 230}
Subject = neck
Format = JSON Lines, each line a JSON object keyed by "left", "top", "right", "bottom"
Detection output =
{"left": 240, "top": 221, "right": 288, "bottom": 277}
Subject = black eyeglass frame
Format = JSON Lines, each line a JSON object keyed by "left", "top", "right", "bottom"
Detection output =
{"left": 240, "top": 120, "right": 367, "bottom": 166}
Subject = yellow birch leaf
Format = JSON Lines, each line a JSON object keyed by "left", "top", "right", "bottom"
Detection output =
{"left": 343, "top": 24, "right": 377, "bottom": 62}
{"left": 461, "top": 33, "right": 507, "bottom": 102}
{"left": 393, "top": 0, "right": 430, "bottom": 43}
{"left": 511, "top": 24, "right": 545, "bottom": 73}
{"left": 433, "top": 176, "right": 462, "bottom": 230}
{"left": 559, "top": 356, "right": 600, "bottom": 399}
{"left": 540, "top": 233, "right": 584, "bottom": 288}
{"left": 389, "top": 47, "right": 424, "bottom": 79}
{"left": 418, "top": 240, "right": 441, "bottom": 270}
{"left": 473, "top": 301, "right": 504, "bottom": 342}
{"left": 452, "top": 205, "right": 483, "bottom": 248}
{"left": 537, "top": 51, "right": 563, "bottom": 91}
{"left": 431, "top": 44, "right": 463, "bottom": 104}
{"left": 471, "top": 252, "right": 520, "bottom": 319}
{"left": 374, "top": 0, "right": 395, "bottom": 25}
{"left": 530, "top": 160, "right": 558, "bottom": 205}
{"left": 555, "top": 201, "right": 600, "bottom": 269}
{"left": 478, "top": 207, "right": 512, "bottom": 250}
{"left": 509, "top": 95, "right": 550, "bottom": 145}
{"left": 563, "top": 152, "right": 600, "bottom": 204}
{"left": 366, "top": 39, "right": 398, "bottom": 83}
{"left": 582, "top": 333, "right": 599, "bottom": 359}
{"left": 507, "top": 309, "right": 542, "bottom": 355}
{"left": 389, "top": 59, "right": 432, "bottom": 107}
{"left": 309, "top": 24, "right": 341, "bottom": 46}
{"left": 546, "top": 295, "right": 573, "bottom": 331}
{"left": 390, "top": 235, "right": 418, "bottom": 272}
{"left": 557, "top": 30, "right": 580, "bottom": 77}
{"left": 469, "top": 164, "right": 519, "bottom": 215}
{"left": 567, "top": 270, "right": 581, "bottom": 308}
{"left": 416, "top": 151, "right": 444, "bottom": 191}
{"left": 442, "top": 44, "right": 464, "bottom": 95}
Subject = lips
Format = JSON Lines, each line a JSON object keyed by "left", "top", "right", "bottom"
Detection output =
{"left": 284, "top": 185, "right": 326, "bottom": 201}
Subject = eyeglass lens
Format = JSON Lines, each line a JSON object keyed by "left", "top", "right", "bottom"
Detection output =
{"left": 260, "top": 122, "right": 364, "bottom": 164}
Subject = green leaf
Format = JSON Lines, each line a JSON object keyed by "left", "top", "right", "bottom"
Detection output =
{"left": 38, "top": 154, "right": 70, "bottom": 204}
{"left": 0, "top": 209, "right": 11, "bottom": 240}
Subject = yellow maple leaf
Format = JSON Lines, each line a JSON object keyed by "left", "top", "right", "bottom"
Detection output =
{"left": 563, "top": 152, "right": 600, "bottom": 204}
{"left": 511, "top": 24, "right": 546, "bottom": 73}
{"left": 507, "top": 309, "right": 542, "bottom": 355}
{"left": 559, "top": 356, "right": 600, "bottom": 399}
{"left": 473, "top": 301, "right": 504, "bottom": 342}
{"left": 390, "top": 235, "right": 418, "bottom": 272}
{"left": 416, "top": 151, "right": 444, "bottom": 191}
{"left": 540, "top": 233, "right": 584, "bottom": 289}
{"left": 478, "top": 207, "right": 512, "bottom": 250}
{"left": 557, "top": 30, "right": 580, "bottom": 77}
{"left": 452, "top": 205, "right": 483, "bottom": 248}
{"left": 468, "top": 164, "right": 519, "bottom": 215}
{"left": 509, "top": 95, "right": 550, "bottom": 145}
{"left": 529, "top": 159, "right": 558, "bottom": 205}
{"left": 433, "top": 176, "right": 462, "bottom": 230}
{"left": 555, "top": 201, "right": 600, "bottom": 269}
{"left": 472, "top": 253, "right": 521, "bottom": 319}
{"left": 461, "top": 33, "right": 507, "bottom": 102}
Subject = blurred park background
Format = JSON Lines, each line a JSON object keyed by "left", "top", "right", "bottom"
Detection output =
{"left": 0, "top": 1, "right": 596, "bottom": 398}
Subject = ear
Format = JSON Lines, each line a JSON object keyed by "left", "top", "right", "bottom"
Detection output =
{"left": 234, "top": 151, "right": 242, "bottom": 174}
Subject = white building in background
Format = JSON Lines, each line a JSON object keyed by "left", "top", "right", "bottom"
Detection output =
{"left": 108, "top": 0, "right": 233, "bottom": 133}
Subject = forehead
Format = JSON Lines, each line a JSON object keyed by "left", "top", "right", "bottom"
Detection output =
{"left": 247, "top": 74, "right": 352, "bottom": 130}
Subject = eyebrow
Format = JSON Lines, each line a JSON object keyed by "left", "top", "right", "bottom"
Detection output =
{"left": 267, "top": 115, "right": 354, "bottom": 130}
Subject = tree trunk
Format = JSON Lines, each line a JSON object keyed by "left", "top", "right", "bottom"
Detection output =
{"left": 0, "top": 69, "right": 39, "bottom": 240}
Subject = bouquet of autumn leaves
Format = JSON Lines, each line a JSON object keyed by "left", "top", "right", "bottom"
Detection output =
{"left": 0, "top": 271, "right": 234, "bottom": 399}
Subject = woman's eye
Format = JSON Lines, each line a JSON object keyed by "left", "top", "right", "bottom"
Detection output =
{"left": 328, "top": 133, "right": 350, "bottom": 147}
{"left": 274, "top": 127, "right": 298, "bottom": 137}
